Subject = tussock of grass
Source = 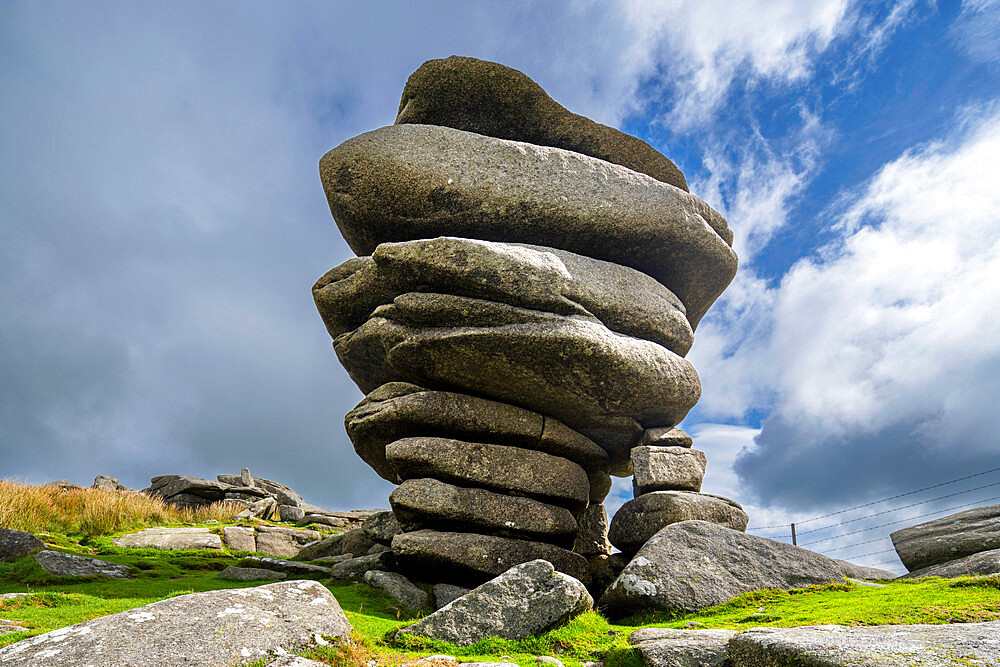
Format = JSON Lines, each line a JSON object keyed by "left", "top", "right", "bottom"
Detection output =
{"left": 0, "top": 478, "right": 242, "bottom": 536}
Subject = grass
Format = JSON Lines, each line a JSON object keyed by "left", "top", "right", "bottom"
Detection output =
{"left": 3, "top": 481, "right": 998, "bottom": 665}
{"left": 0, "top": 478, "right": 244, "bottom": 536}
{"left": 4, "top": 535, "right": 999, "bottom": 667}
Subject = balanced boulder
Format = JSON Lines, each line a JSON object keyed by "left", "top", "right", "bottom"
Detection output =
{"left": 319, "top": 124, "right": 735, "bottom": 329}
{"left": 395, "top": 56, "right": 689, "bottom": 190}
{"left": 608, "top": 491, "right": 748, "bottom": 554}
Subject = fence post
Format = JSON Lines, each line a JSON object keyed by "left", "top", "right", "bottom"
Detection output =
{"left": 791, "top": 523, "right": 797, "bottom": 546}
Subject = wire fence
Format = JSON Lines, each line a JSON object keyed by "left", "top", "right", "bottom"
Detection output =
{"left": 745, "top": 464, "right": 1000, "bottom": 571}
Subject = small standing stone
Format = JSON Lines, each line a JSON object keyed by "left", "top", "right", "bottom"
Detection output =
{"left": 241, "top": 467, "right": 254, "bottom": 487}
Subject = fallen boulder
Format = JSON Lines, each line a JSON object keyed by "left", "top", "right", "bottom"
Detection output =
{"left": 254, "top": 526, "right": 321, "bottom": 558}
{"left": 600, "top": 521, "right": 869, "bottom": 616}
{"left": 32, "top": 551, "right": 131, "bottom": 578}
{"left": 0, "top": 528, "right": 44, "bottom": 562}
{"left": 890, "top": 503, "right": 1000, "bottom": 572}
{"left": 240, "top": 556, "right": 332, "bottom": 577}
{"left": 329, "top": 551, "right": 394, "bottom": 580}
{"left": 397, "top": 559, "right": 592, "bottom": 646}
{"left": 296, "top": 533, "right": 344, "bottom": 561}
{"left": 364, "top": 570, "right": 428, "bottom": 610}
{"left": 727, "top": 621, "right": 1000, "bottom": 666}
{"left": 0, "top": 580, "right": 351, "bottom": 665}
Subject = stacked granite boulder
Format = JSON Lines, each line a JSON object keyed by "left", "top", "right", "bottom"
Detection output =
{"left": 608, "top": 427, "right": 748, "bottom": 555}
{"left": 313, "top": 56, "right": 741, "bottom": 586}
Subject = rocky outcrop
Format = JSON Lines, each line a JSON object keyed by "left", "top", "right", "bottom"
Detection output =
{"left": 397, "top": 560, "right": 591, "bottom": 646}
{"left": 0, "top": 529, "right": 44, "bottom": 562}
{"left": 0, "top": 580, "right": 351, "bottom": 665}
{"left": 395, "top": 56, "right": 689, "bottom": 191}
{"left": 312, "top": 57, "right": 740, "bottom": 587}
{"left": 600, "top": 521, "right": 876, "bottom": 617}
{"left": 727, "top": 621, "right": 1000, "bottom": 666}
{"left": 891, "top": 503, "right": 1000, "bottom": 572}
{"left": 900, "top": 547, "right": 1000, "bottom": 579}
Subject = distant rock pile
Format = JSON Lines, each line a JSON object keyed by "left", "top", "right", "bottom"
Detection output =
{"left": 312, "top": 56, "right": 743, "bottom": 586}
{"left": 142, "top": 467, "right": 376, "bottom": 529}
{"left": 892, "top": 503, "right": 1000, "bottom": 578}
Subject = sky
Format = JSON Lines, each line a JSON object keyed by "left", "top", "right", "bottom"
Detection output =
{"left": 2, "top": 0, "right": 999, "bottom": 574}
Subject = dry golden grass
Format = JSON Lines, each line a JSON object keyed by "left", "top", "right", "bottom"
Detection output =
{"left": 0, "top": 478, "right": 243, "bottom": 536}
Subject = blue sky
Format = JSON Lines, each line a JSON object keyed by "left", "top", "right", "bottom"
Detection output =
{"left": 2, "top": 1, "right": 999, "bottom": 573}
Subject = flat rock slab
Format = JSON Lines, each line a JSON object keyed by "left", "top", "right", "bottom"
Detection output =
{"left": 343, "top": 382, "right": 607, "bottom": 483}
{"left": 728, "top": 621, "right": 1000, "bottom": 666}
{"left": 397, "top": 559, "right": 591, "bottom": 646}
{"left": 396, "top": 56, "right": 689, "bottom": 190}
{"left": 392, "top": 529, "right": 590, "bottom": 587}
{"left": 891, "top": 503, "right": 1000, "bottom": 572}
{"left": 900, "top": 547, "right": 1000, "bottom": 579}
{"left": 319, "top": 124, "right": 735, "bottom": 329}
{"left": 629, "top": 628, "right": 736, "bottom": 667}
{"left": 222, "top": 525, "right": 256, "bottom": 552}
{"left": 337, "top": 301, "right": 698, "bottom": 459}
{"left": 296, "top": 533, "right": 344, "bottom": 561}
{"left": 608, "top": 491, "right": 748, "bottom": 554}
{"left": 216, "top": 566, "right": 287, "bottom": 581}
{"left": 32, "top": 551, "right": 131, "bottom": 578}
{"left": 600, "top": 521, "right": 873, "bottom": 617}
{"left": 386, "top": 437, "right": 589, "bottom": 512}
{"left": 0, "top": 580, "right": 351, "bottom": 665}
{"left": 0, "top": 529, "right": 44, "bottom": 562}
{"left": 241, "top": 556, "right": 332, "bottom": 577}
{"left": 390, "top": 477, "right": 578, "bottom": 543}
{"left": 112, "top": 526, "right": 223, "bottom": 550}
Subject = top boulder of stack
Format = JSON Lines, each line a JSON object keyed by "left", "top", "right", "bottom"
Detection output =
{"left": 396, "top": 56, "right": 688, "bottom": 191}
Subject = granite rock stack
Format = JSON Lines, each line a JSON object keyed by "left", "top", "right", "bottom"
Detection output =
{"left": 313, "top": 56, "right": 743, "bottom": 586}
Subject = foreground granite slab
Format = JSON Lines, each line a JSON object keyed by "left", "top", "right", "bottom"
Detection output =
{"left": 0, "top": 580, "right": 351, "bottom": 666}
{"left": 629, "top": 628, "right": 735, "bottom": 667}
{"left": 728, "top": 621, "right": 1000, "bottom": 666}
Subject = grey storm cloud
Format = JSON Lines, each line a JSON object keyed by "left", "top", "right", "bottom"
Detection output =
{"left": 0, "top": 1, "right": 664, "bottom": 509}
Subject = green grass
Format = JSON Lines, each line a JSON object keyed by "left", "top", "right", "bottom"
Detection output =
{"left": 4, "top": 528, "right": 999, "bottom": 666}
